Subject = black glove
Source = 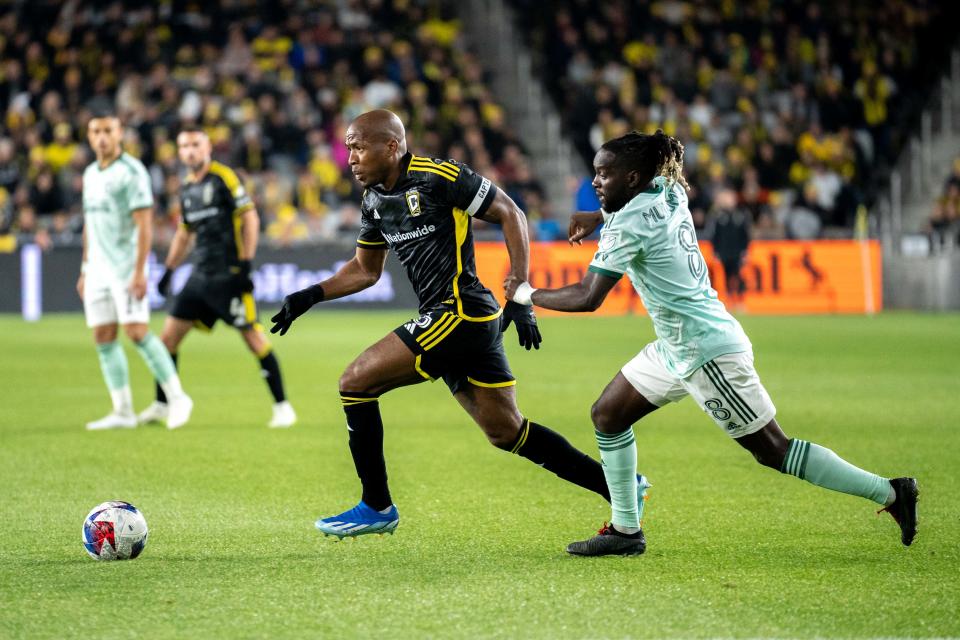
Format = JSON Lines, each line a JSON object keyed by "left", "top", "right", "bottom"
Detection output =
{"left": 232, "top": 259, "right": 254, "bottom": 293}
{"left": 269, "top": 284, "right": 325, "bottom": 335}
{"left": 500, "top": 301, "right": 542, "bottom": 350}
{"left": 157, "top": 267, "right": 174, "bottom": 297}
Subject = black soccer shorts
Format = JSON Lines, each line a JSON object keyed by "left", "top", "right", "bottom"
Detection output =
{"left": 170, "top": 275, "right": 258, "bottom": 331}
{"left": 393, "top": 305, "right": 515, "bottom": 394}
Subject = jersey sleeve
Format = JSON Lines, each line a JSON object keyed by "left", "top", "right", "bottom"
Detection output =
{"left": 357, "top": 192, "right": 387, "bottom": 249}
{"left": 588, "top": 220, "right": 643, "bottom": 280}
{"left": 446, "top": 161, "right": 498, "bottom": 217}
{"left": 126, "top": 160, "right": 154, "bottom": 212}
{"left": 177, "top": 193, "right": 191, "bottom": 231}
{"left": 212, "top": 163, "right": 254, "bottom": 216}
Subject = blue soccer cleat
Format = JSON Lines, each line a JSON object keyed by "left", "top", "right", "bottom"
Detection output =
{"left": 637, "top": 474, "right": 652, "bottom": 524}
{"left": 315, "top": 501, "right": 400, "bottom": 539}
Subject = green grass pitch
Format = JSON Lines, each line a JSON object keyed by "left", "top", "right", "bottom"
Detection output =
{"left": 0, "top": 311, "right": 958, "bottom": 638}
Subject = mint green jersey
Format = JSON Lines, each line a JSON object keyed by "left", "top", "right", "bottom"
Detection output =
{"left": 588, "top": 177, "right": 750, "bottom": 377}
{"left": 82, "top": 152, "right": 153, "bottom": 282}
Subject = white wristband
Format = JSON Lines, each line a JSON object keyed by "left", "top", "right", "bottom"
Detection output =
{"left": 512, "top": 281, "right": 537, "bottom": 306}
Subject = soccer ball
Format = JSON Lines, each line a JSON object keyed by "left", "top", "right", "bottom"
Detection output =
{"left": 82, "top": 501, "right": 149, "bottom": 561}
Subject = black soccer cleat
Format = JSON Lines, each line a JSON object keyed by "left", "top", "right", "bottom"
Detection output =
{"left": 566, "top": 523, "right": 647, "bottom": 557}
{"left": 878, "top": 477, "right": 919, "bottom": 546}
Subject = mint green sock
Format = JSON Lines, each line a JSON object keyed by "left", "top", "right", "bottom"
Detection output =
{"left": 781, "top": 439, "right": 892, "bottom": 505}
{"left": 134, "top": 333, "right": 177, "bottom": 384}
{"left": 596, "top": 429, "right": 639, "bottom": 529}
{"left": 95, "top": 341, "right": 129, "bottom": 391}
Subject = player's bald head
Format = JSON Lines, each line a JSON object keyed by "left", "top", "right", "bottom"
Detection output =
{"left": 346, "top": 109, "right": 407, "bottom": 153}
{"left": 345, "top": 109, "right": 409, "bottom": 188}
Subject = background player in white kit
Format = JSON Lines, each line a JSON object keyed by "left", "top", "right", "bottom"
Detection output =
{"left": 78, "top": 109, "right": 192, "bottom": 430}
{"left": 507, "top": 130, "right": 918, "bottom": 556}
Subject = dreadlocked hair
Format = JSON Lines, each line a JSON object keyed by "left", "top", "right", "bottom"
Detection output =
{"left": 600, "top": 129, "right": 690, "bottom": 191}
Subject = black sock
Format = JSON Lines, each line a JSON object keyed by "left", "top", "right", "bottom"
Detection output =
{"left": 156, "top": 352, "right": 178, "bottom": 403}
{"left": 341, "top": 392, "right": 392, "bottom": 511}
{"left": 259, "top": 351, "right": 286, "bottom": 403}
{"left": 506, "top": 419, "right": 611, "bottom": 501}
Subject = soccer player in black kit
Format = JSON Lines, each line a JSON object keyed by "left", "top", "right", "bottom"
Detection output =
{"left": 270, "top": 110, "right": 649, "bottom": 539}
{"left": 139, "top": 127, "right": 297, "bottom": 428}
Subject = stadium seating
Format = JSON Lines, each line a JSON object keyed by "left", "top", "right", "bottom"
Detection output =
{"left": 509, "top": 0, "right": 957, "bottom": 238}
{"left": 0, "top": 1, "right": 543, "bottom": 247}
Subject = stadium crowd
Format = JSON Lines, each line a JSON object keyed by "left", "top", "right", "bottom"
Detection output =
{"left": 513, "top": 0, "right": 956, "bottom": 239}
{"left": 0, "top": 0, "right": 543, "bottom": 250}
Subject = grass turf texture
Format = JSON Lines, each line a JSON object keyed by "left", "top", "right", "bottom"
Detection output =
{"left": 0, "top": 311, "right": 957, "bottom": 639}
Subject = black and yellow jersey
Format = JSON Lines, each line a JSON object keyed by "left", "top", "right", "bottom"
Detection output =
{"left": 179, "top": 161, "right": 255, "bottom": 276}
{"left": 358, "top": 153, "right": 500, "bottom": 321}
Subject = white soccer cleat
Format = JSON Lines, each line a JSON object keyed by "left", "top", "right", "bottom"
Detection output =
{"left": 137, "top": 401, "right": 169, "bottom": 424}
{"left": 166, "top": 394, "right": 193, "bottom": 430}
{"left": 268, "top": 401, "right": 297, "bottom": 428}
{"left": 86, "top": 412, "right": 138, "bottom": 431}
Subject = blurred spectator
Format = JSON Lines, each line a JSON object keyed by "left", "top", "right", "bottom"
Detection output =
{"left": 29, "top": 169, "right": 64, "bottom": 218}
{"left": 705, "top": 189, "right": 750, "bottom": 309}
{"left": 928, "top": 158, "right": 960, "bottom": 247}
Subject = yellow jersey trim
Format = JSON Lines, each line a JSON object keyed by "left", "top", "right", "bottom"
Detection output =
{"left": 449, "top": 208, "right": 502, "bottom": 323}
{"left": 408, "top": 165, "right": 457, "bottom": 182}
{"left": 208, "top": 161, "right": 243, "bottom": 192}
{"left": 414, "top": 355, "right": 433, "bottom": 381}
{"left": 467, "top": 377, "right": 517, "bottom": 389}
{"left": 415, "top": 312, "right": 454, "bottom": 344}
{"left": 422, "top": 317, "right": 463, "bottom": 351}
{"left": 357, "top": 239, "right": 387, "bottom": 246}
{"left": 409, "top": 158, "right": 459, "bottom": 179}
{"left": 241, "top": 292, "right": 257, "bottom": 323}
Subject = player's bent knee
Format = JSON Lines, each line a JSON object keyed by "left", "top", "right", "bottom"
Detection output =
{"left": 751, "top": 450, "right": 781, "bottom": 469}
{"left": 485, "top": 424, "right": 519, "bottom": 449}
{"left": 338, "top": 366, "right": 373, "bottom": 396}
{"left": 477, "top": 413, "right": 523, "bottom": 450}
{"left": 123, "top": 324, "right": 148, "bottom": 342}
{"left": 93, "top": 325, "right": 118, "bottom": 344}
{"left": 590, "top": 398, "right": 620, "bottom": 433}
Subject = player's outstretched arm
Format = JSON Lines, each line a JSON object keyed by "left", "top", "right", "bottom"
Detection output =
{"left": 507, "top": 271, "right": 619, "bottom": 313}
{"left": 476, "top": 189, "right": 529, "bottom": 291}
{"left": 269, "top": 246, "right": 387, "bottom": 335}
{"left": 477, "top": 189, "right": 543, "bottom": 350}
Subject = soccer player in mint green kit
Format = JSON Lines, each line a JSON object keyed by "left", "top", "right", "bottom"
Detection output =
{"left": 78, "top": 109, "right": 193, "bottom": 430}
{"left": 506, "top": 130, "right": 918, "bottom": 556}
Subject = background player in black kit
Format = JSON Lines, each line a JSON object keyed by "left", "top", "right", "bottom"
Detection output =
{"left": 139, "top": 127, "right": 297, "bottom": 429}
{"left": 270, "top": 109, "right": 649, "bottom": 540}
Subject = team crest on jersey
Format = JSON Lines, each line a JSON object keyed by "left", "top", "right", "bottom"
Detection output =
{"left": 405, "top": 190, "right": 422, "bottom": 216}
{"left": 404, "top": 314, "right": 433, "bottom": 334}
{"left": 598, "top": 230, "right": 620, "bottom": 252}
{"left": 202, "top": 182, "right": 215, "bottom": 205}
